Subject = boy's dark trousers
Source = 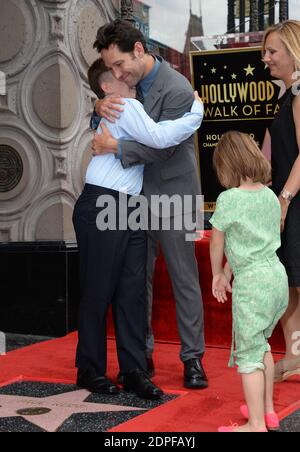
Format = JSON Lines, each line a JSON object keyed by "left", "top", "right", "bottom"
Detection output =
{"left": 73, "top": 184, "right": 147, "bottom": 376}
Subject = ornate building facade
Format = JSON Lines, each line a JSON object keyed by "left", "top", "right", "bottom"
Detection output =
{"left": 0, "top": 0, "right": 119, "bottom": 243}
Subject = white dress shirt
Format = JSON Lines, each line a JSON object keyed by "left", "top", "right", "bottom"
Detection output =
{"left": 85, "top": 98, "right": 204, "bottom": 196}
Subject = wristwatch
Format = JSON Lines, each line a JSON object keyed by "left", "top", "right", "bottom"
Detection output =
{"left": 280, "top": 189, "right": 294, "bottom": 203}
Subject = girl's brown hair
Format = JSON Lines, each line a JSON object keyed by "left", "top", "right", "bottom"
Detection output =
{"left": 213, "top": 131, "right": 271, "bottom": 189}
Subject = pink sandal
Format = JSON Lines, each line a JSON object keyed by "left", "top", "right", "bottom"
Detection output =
{"left": 218, "top": 422, "right": 268, "bottom": 433}
{"left": 274, "top": 357, "right": 300, "bottom": 383}
{"left": 240, "top": 405, "right": 280, "bottom": 430}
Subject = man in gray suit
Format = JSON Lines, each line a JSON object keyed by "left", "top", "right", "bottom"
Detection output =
{"left": 92, "top": 20, "right": 208, "bottom": 390}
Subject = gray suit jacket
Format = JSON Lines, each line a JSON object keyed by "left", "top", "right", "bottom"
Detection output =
{"left": 121, "top": 59, "right": 201, "bottom": 202}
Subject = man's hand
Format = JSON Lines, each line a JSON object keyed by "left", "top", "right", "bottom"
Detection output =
{"left": 92, "top": 124, "right": 118, "bottom": 156}
{"left": 95, "top": 95, "right": 125, "bottom": 123}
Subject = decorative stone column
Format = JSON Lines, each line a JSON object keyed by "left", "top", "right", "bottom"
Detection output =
{"left": 0, "top": 0, "right": 118, "bottom": 243}
{"left": 0, "top": 0, "right": 119, "bottom": 336}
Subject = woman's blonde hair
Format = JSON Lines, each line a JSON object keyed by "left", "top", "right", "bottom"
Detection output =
{"left": 213, "top": 131, "right": 271, "bottom": 189}
{"left": 262, "top": 20, "right": 300, "bottom": 72}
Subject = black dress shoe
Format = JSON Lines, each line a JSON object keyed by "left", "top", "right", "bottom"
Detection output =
{"left": 123, "top": 369, "right": 164, "bottom": 400}
{"left": 117, "top": 358, "right": 155, "bottom": 384}
{"left": 146, "top": 357, "right": 155, "bottom": 378}
{"left": 184, "top": 359, "right": 208, "bottom": 390}
{"left": 77, "top": 368, "right": 119, "bottom": 395}
{"left": 117, "top": 372, "right": 125, "bottom": 385}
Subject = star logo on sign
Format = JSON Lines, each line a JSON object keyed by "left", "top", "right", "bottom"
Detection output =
{"left": 211, "top": 67, "right": 217, "bottom": 74}
{"left": 0, "top": 390, "right": 145, "bottom": 432}
{"left": 244, "top": 64, "right": 255, "bottom": 76}
{"left": 231, "top": 73, "right": 237, "bottom": 80}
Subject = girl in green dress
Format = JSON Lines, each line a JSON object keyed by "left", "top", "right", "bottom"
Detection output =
{"left": 210, "top": 131, "right": 289, "bottom": 433}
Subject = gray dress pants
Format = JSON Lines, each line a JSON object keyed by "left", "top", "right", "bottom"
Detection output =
{"left": 146, "top": 225, "right": 205, "bottom": 363}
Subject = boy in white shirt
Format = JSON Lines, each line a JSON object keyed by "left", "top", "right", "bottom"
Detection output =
{"left": 73, "top": 58, "right": 203, "bottom": 400}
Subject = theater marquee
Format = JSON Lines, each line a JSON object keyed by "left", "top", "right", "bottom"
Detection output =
{"left": 190, "top": 47, "right": 283, "bottom": 211}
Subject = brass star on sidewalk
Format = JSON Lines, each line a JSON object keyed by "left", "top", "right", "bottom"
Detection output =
{"left": 244, "top": 64, "right": 255, "bottom": 76}
{"left": 0, "top": 390, "right": 145, "bottom": 432}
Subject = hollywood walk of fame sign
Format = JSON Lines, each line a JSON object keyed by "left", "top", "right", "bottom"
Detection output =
{"left": 190, "top": 47, "right": 285, "bottom": 211}
{"left": 0, "top": 389, "right": 145, "bottom": 432}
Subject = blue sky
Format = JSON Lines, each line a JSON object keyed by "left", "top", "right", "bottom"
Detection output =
{"left": 143, "top": 0, "right": 300, "bottom": 52}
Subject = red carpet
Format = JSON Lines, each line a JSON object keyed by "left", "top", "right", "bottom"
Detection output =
{"left": 0, "top": 334, "right": 298, "bottom": 432}
{"left": 108, "top": 232, "right": 285, "bottom": 352}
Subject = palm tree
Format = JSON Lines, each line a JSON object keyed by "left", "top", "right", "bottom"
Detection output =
{"left": 269, "top": 0, "right": 275, "bottom": 25}
{"left": 250, "top": 0, "right": 259, "bottom": 32}
{"left": 239, "top": 0, "right": 246, "bottom": 33}
{"left": 258, "top": 0, "right": 265, "bottom": 31}
{"left": 120, "top": 0, "right": 134, "bottom": 22}
{"left": 280, "top": 0, "right": 289, "bottom": 22}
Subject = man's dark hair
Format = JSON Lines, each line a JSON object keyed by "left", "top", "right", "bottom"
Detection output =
{"left": 88, "top": 58, "right": 112, "bottom": 99}
{"left": 93, "top": 19, "right": 149, "bottom": 54}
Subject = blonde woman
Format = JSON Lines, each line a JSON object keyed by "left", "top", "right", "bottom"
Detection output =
{"left": 210, "top": 132, "right": 288, "bottom": 432}
{"left": 263, "top": 21, "right": 300, "bottom": 382}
